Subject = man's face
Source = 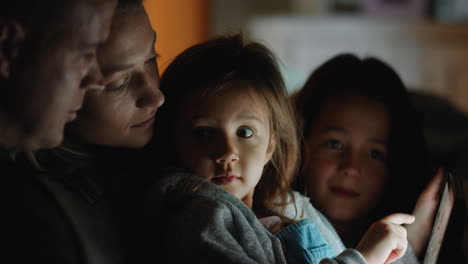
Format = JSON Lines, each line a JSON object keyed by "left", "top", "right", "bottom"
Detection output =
{"left": 9, "top": 0, "right": 116, "bottom": 150}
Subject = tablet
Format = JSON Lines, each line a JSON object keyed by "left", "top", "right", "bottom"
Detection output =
{"left": 423, "top": 173, "right": 455, "bottom": 264}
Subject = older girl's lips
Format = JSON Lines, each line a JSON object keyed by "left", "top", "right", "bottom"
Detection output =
{"left": 330, "top": 187, "right": 359, "bottom": 199}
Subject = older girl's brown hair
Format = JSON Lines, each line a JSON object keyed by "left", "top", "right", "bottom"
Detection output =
{"left": 151, "top": 34, "right": 300, "bottom": 219}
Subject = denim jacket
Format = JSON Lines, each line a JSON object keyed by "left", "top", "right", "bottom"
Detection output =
{"left": 276, "top": 218, "right": 335, "bottom": 264}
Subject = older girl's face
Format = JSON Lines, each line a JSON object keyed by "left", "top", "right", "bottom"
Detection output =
{"left": 303, "top": 94, "right": 390, "bottom": 224}
{"left": 72, "top": 5, "right": 164, "bottom": 148}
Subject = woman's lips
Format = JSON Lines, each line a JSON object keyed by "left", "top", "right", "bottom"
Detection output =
{"left": 132, "top": 115, "right": 155, "bottom": 128}
{"left": 330, "top": 187, "right": 359, "bottom": 199}
{"left": 212, "top": 175, "right": 239, "bottom": 185}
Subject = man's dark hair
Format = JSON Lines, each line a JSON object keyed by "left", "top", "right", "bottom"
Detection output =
{"left": 1, "top": 1, "right": 81, "bottom": 40}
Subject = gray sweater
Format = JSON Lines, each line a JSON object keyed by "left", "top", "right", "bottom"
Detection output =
{"left": 144, "top": 173, "right": 367, "bottom": 264}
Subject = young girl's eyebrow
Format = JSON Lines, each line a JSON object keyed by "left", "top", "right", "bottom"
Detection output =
{"left": 237, "top": 115, "right": 264, "bottom": 124}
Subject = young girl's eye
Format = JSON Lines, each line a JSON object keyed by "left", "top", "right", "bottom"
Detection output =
{"left": 236, "top": 127, "right": 254, "bottom": 138}
{"left": 192, "top": 126, "right": 215, "bottom": 138}
{"left": 369, "top": 149, "right": 386, "bottom": 161}
{"left": 106, "top": 73, "right": 131, "bottom": 93}
{"left": 325, "top": 139, "right": 342, "bottom": 149}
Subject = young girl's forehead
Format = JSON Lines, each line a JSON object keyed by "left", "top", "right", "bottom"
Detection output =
{"left": 182, "top": 82, "right": 264, "bottom": 103}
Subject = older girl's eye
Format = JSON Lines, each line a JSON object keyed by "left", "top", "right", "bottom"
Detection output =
{"left": 237, "top": 127, "right": 254, "bottom": 138}
{"left": 369, "top": 149, "right": 386, "bottom": 161}
{"left": 105, "top": 73, "right": 131, "bottom": 92}
{"left": 192, "top": 126, "right": 215, "bottom": 138}
{"left": 325, "top": 139, "right": 342, "bottom": 149}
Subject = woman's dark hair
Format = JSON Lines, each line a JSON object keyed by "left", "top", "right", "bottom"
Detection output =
{"left": 293, "top": 53, "right": 431, "bottom": 220}
{"left": 148, "top": 34, "right": 300, "bottom": 220}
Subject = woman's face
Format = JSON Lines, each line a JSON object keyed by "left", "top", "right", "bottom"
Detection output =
{"left": 72, "top": 5, "right": 164, "bottom": 148}
{"left": 302, "top": 94, "right": 390, "bottom": 224}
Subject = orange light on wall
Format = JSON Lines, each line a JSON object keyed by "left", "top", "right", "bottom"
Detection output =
{"left": 144, "top": 0, "right": 210, "bottom": 72}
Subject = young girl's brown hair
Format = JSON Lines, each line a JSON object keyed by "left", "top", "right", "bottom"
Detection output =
{"left": 150, "top": 34, "right": 300, "bottom": 219}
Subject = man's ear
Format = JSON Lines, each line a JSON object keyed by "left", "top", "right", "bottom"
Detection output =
{"left": 0, "top": 19, "right": 25, "bottom": 78}
{"left": 264, "top": 132, "right": 277, "bottom": 166}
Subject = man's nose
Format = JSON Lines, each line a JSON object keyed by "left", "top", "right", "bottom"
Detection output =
{"left": 80, "top": 57, "right": 105, "bottom": 91}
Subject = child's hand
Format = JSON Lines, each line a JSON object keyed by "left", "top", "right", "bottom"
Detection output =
{"left": 406, "top": 168, "right": 444, "bottom": 257}
{"left": 356, "top": 213, "right": 415, "bottom": 264}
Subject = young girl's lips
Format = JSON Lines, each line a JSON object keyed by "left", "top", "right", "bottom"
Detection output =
{"left": 212, "top": 175, "right": 239, "bottom": 185}
{"left": 330, "top": 187, "right": 359, "bottom": 199}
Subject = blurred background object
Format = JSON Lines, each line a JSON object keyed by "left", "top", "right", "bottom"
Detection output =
{"left": 143, "top": 0, "right": 210, "bottom": 71}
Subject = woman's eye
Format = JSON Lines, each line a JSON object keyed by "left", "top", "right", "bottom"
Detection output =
{"left": 192, "top": 127, "right": 215, "bottom": 138}
{"left": 105, "top": 74, "right": 131, "bottom": 92}
{"left": 237, "top": 127, "right": 254, "bottom": 138}
{"left": 369, "top": 149, "right": 386, "bottom": 161}
{"left": 325, "top": 139, "right": 342, "bottom": 149}
{"left": 145, "top": 53, "right": 160, "bottom": 65}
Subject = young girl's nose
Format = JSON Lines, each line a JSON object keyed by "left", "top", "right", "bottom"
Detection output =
{"left": 215, "top": 155, "right": 239, "bottom": 164}
{"left": 215, "top": 138, "right": 239, "bottom": 164}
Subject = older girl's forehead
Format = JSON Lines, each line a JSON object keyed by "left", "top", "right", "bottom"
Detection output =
{"left": 313, "top": 94, "right": 390, "bottom": 136}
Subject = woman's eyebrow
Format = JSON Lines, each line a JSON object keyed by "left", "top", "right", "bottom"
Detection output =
{"left": 102, "top": 64, "right": 134, "bottom": 77}
{"left": 102, "top": 32, "right": 157, "bottom": 77}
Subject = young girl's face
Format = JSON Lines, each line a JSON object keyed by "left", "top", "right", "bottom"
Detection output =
{"left": 303, "top": 94, "right": 390, "bottom": 224}
{"left": 174, "top": 85, "right": 275, "bottom": 207}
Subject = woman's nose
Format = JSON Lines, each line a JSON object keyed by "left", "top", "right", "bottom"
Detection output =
{"left": 136, "top": 73, "right": 165, "bottom": 109}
